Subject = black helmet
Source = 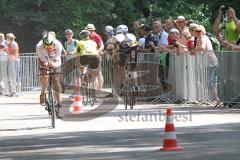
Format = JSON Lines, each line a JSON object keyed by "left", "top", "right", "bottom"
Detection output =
{"left": 79, "top": 30, "right": 90, "bottom": 39}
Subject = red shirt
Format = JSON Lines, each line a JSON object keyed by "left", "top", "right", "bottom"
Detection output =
{"left": 186, "top": 40, "right": 194, "bottom": 50}
{"left": 91, "top": 32, "right": 103, "bottom": 49}
{"left": 7, "top": 41, "right": 19, "bottom": 61}
{"left": 168, "top": 35, "right": 173, "bottom": 45}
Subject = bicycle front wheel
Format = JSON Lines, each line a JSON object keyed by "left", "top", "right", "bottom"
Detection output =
{"left": 48, "top": 89, "right": 56, "bottom": 128}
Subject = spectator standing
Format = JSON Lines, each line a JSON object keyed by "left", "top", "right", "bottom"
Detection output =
{"left": 164, "top": 19, "right": 175, "bottom": 33}
{"left": 133, "top": 20, "right": 143, "bottom": 39}
{"left": 63, "top": 29, "right": 79, "bottom": 94}
{"left": 214, "top": 6, "right": 239, "bottom": 44}
{"left": 152, "top": 20, "right": 169, "bottom": 47}
{"left": 104, "top": 25, "right": 118, "bottom": 97}
{"left": 0, "top": 33, "right": 8, "bottom": 95}
{"left": 191, "top": 25, "right": 219, "bottom": 102}
{"left": 85, "top": 24, "right": 104, "bottom": 91}
{"left": 6, "top": 33, "right": 20, "bottom": 96}
{"left": 138, "top": 24, "right": 156, "bottom": 53}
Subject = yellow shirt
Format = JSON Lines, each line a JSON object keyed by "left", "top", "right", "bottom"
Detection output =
{"left": 221, "top": 20, "right": 239, "bottom": 42}
{"left": 76, "top": 39, "right": 98, "bottom": 56}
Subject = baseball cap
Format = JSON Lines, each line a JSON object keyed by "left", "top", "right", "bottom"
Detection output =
{"left": 140, "top": 24, "right": 151, "bottom": 31}
{"left": 169, "top": 28, "right": 180, "bottom": 34}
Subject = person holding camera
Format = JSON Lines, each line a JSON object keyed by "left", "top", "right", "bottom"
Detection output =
{"left": 214, "top": 5, "right": 239, "bottom": 44}
{"left": 137, "top": 24, "right": 157, "bottom": 53}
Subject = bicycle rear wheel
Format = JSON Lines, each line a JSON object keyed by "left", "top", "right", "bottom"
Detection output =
{"left": 124, "top": 85, "right": 128, "bottom": 110}
{"left": 89, "top": 78, "right": 95, "bottom": 107}
{"left": 81, "top": 75, "right": 88, "bottom": 106}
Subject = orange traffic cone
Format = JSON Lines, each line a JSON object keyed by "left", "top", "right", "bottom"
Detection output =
{"left": 71, "top": 95, "right": 82, "bottom": 114}
{"left": 160, "top": 107, "right": 183, "bottom": 151}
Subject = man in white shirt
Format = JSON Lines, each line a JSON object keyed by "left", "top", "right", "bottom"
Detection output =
{"left": 36, "top": 32, "right": 63, "bottom": 107}
{"left": 152, "top": 20, "right": 169, "bottom": 47}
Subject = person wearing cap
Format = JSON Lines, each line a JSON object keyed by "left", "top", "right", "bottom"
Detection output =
{"left": 104, "top": 25, "right": 116, "bottom": 57}
{"left": 138, "top": 24, "right": 156, "bottom": 53}
{"left": 36, "top": 31, "right": 63, "bottom": 107}
{"left": 174, "top": 15, "right": 190, "bottom": 53}
{"left": 85, "top": 23, "right": 104, "bottom": 91}
{"left": 104, "top": 25, "right": 118, "bottom": 98}
{"left": 0, "top": 33, "right": 8, "bottom": 95}
{"left": 160, "top": 28, "right": 180, "bottom": 54}
{"left": 6, "top": 33, "right": 20, "bottom": 96}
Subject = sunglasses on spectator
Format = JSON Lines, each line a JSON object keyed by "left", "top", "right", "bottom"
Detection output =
{"left": 195, "top": 30, "right": 202, "bottom": 33}
{"left": 66, "top": 33, "right": 73, "bottom": 36}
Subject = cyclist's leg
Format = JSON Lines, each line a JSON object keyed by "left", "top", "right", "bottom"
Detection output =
{"left": 95, "top": 70, "right": 103, "bottom": 91}
{"left": 87, "top": 55, "right": 99, "bottom": 87}
{"left": 39, "top": 64, "right": 49, "bottom": 105}
{"left": 79, "top": 56, "right": 89, "bottom": 87}
{"left": 91, "top": 55, "right": 102, "bottom": 91}
{"left": 117, "top": 53, "right": 127, "bottom": 95}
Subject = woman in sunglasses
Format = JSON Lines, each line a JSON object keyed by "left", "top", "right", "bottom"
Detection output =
{"left": 191, "top": 25, "right": 220, "bottom": 103}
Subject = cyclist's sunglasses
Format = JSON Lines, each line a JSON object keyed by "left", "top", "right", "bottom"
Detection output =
{"left": 44, "top": 44, "right": 55, "bottom": 52}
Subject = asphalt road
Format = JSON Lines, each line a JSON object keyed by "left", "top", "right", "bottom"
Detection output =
{"left": 1, "top": 92, "right": 240, "bottom": 160}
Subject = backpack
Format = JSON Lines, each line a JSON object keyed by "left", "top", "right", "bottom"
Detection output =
{"left": 206, "top": 32, "right": 221, "bottom": 52}
{"left": 118, "top": 34, "right": 137, "bottom": 54}
{"left": 64, "top": 40, "right": 77, "bottom": 49}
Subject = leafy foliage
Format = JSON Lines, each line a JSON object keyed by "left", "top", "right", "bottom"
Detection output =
{"left": 0, "top": 0, "right": 239, "bottom": 52}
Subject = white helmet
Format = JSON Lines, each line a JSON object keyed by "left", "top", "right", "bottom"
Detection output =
{"left": 116, "top": 24, "right": 128, "bottom": 34}
{"left": 105, "top": 25, "right": 114, "bottom": 32}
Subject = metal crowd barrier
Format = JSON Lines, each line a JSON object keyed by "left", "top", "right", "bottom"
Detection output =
{"left": 217, "top": 51, "right": 240, "bottom": 108}
{"left": 167, "top": 51, "right": 217, "bottom": 105}
{"left": 12, "top": 52, "right": 240, "bottom": 108}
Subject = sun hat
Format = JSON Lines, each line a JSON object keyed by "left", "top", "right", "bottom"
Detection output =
{"left": 85, "top": 24, "right": 96, "bottom": 31}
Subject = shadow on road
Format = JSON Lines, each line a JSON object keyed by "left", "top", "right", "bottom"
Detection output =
{"left": 1, "top": 123, "right": 240, "bottom": 160}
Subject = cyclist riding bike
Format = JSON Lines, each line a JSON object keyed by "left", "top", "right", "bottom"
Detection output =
{"left": 113, "top": 24, "right": 139, "bottom": 96}
{"left": 36, "top": 32, "right": 63, "bottom": 107}
{"left": 76, "top": 30, "right": 99, "bottom": 83}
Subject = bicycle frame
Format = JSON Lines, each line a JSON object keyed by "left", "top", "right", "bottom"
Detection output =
{"left": 44, "top": 68, "right": 59, "bottom": 128}
{"left": 121, "top": 54, "right": 138, "bottom": 110}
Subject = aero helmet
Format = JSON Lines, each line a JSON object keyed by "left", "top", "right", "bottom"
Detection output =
{"left": 116, "top": 24, "right": 128, "bottom": 34}
{"left": 43, "top": 33, "right": 55, "bottom": 47}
